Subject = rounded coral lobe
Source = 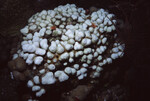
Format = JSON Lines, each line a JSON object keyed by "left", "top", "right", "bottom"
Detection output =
{"left": 11, "top": 4, "right": 125, "bottom": 98}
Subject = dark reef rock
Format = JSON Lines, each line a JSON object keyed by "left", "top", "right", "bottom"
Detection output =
{"left": 0, "top": 0, "right": 150, "bottom": 101}
{"left": 8, "top": 57, "right": 26, "bottom": 72}
{"left": 61, "top": 85, "right": 93, "bottom": 101}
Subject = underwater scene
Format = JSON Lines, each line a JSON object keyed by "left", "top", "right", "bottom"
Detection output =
{"left": 0, "top": 0, "right": 149, "bottom": 101}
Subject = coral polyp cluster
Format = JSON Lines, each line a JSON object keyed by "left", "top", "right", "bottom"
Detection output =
{"left": 10, "top": 4, "right": 125, "bottom": 98}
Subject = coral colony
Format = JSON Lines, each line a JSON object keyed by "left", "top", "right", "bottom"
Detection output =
{"left": 11, "top": 4, "right": 125, "bottom": 99}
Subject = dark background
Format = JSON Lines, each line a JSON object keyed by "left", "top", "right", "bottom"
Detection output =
{"left": 0, "top": 0, "right": 150, "bottom": 101}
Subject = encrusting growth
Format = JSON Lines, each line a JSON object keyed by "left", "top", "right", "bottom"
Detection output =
{"left": 9, "top": 4, "right": 125, "bottom": 100}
